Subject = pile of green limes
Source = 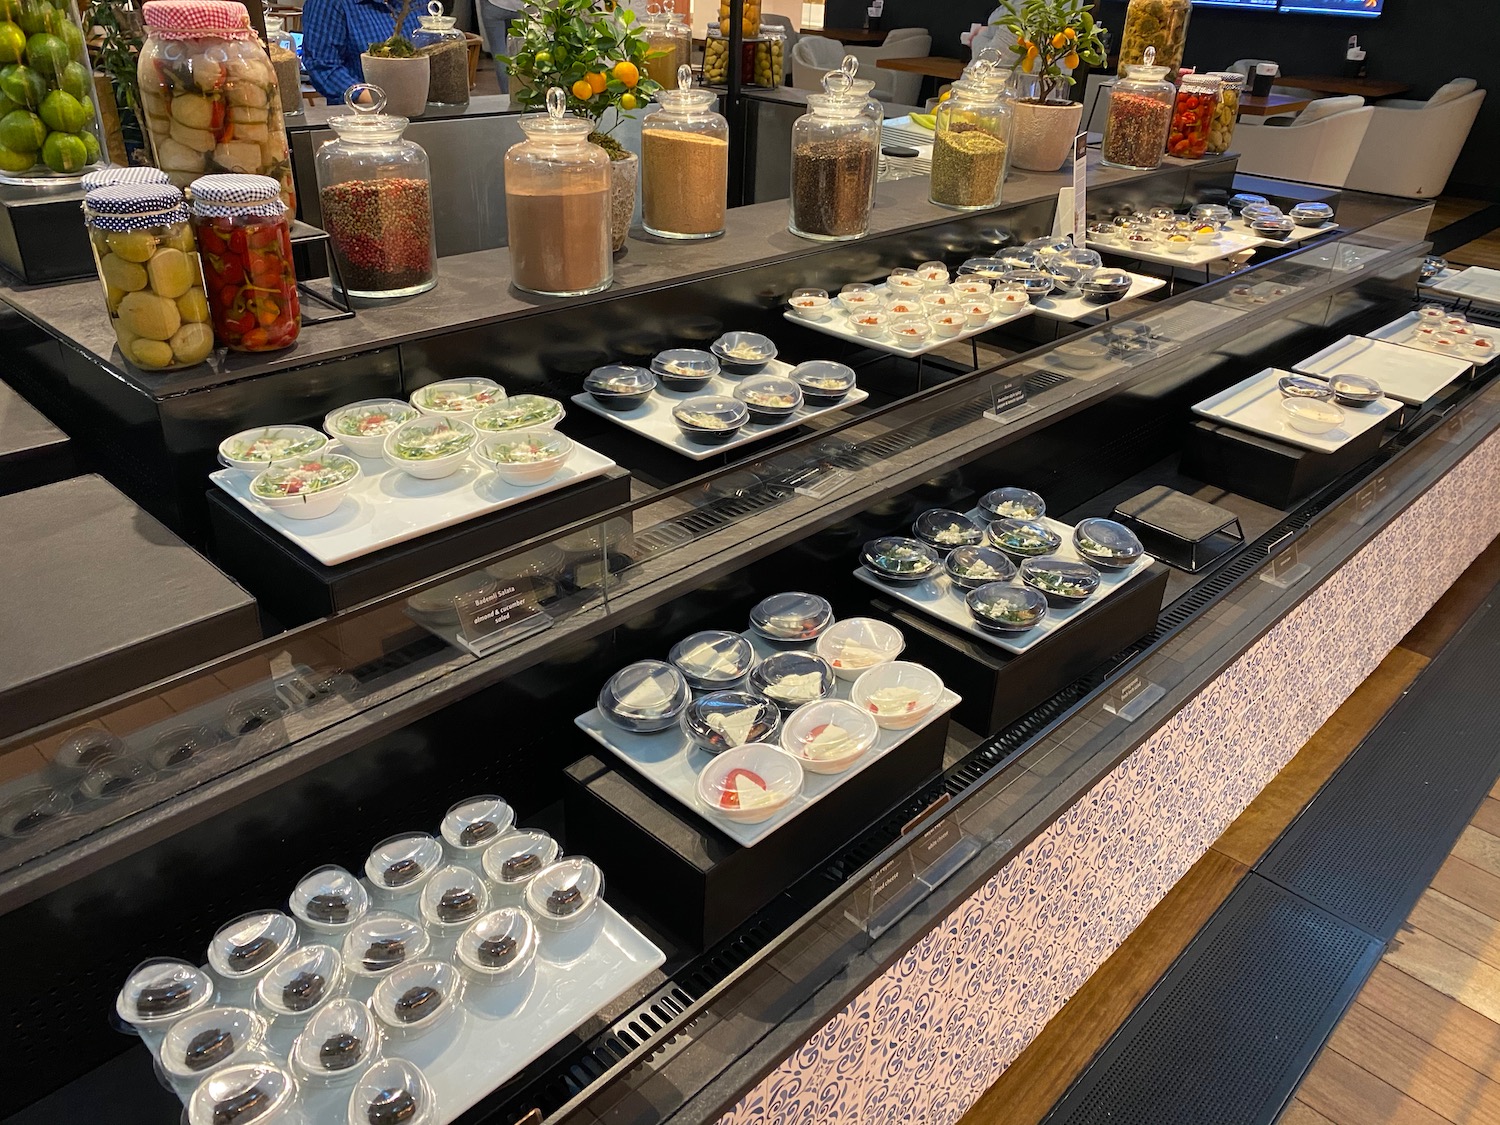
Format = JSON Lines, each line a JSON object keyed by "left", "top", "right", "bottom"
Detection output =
{"left": 0, "top": 0, "right": 100, "bottom": 176}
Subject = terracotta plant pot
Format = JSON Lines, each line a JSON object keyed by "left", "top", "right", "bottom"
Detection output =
{"left": 1010, "top": 100, "right": 1084, "bottom": 172}
{"left": 609, "top": 150, "right": 638, "bottom": 252}
{"left": 361, "top": 53, "right": 431, "bottom": 118}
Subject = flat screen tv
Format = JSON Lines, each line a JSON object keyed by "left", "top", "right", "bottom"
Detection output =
{"left": 1279, "top": 0, "right": 1384, "bottom": 16}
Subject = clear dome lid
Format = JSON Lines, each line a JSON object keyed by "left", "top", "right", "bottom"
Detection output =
{"left": 349, "top": 1058, "right": 437, "bottom": 1125}
{"left": 523, "top": 857, "right": 603, "bottom": 924}
{"left": 370, "top": 960, "right": 460, "bottom": 1034}
{"left": 749, "top": 591, "right": 834, "bottom": 641}
{"left": 599, "top": 660, "right": 691, "bottom": 730}
{"left": 669, "top": 630, "right": 757, "bottom": 688}
{"left": 117, "top": 957, "right": 215, "bottom": 1028}
{"left": 290, "top": 865, "right": 371, "bottom": 930}
{"left": 480, "top": 829, "right": 560, "bottom": 887}
{"left": 455, "top": 907, "right": 538, "bottom": 977}
{"left": 681, "top": 691, "right": 781, "bottom": 754}
{"left": 208, "top": 911, "right": 298, "bottom": 980}
{"left": 521, "top": 87, "right": 596, "bottom": 143}
{"left": 342, "top": 912, "right": 429, "bottom": 978}
{"left": 364, "top": 833, "right": 444, "bottom": 893}
{"left": 417, "top": 865, "right": 489, "bottom": 929}
{"left": 806, "top": 71, "right": 865, "bottom": 117}
{"left": 160, "top": 1006, "right": 268, "bottom": 1081}
{"left": 328, "top": 85, "right": 413, "bottom": 143}
{"left": 439, "top": 795, "right": 516, "bottom": 853}
{"left": 748, "top": 651, "right": 836, "bottom": 710}
{"left": 416, "top": 0, "right": 457, "bottom": 34}
{"left": 187, "top": 1062, "right": 296, "bottom": 1125}
{"left": 255, "top": 942, "right": 344, "bottom": 1017}
{"left": 655, "top": 65, "right": 717, "bottom": 113}
{"left": 289, "top": 998, "right": 380, "bottom": 1082}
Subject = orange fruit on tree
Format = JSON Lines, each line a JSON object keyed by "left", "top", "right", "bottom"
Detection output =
{"left": 1064, "top": 51, "right": 1080, "bottom": 69}
{"left": 1051, "top": 32, "right": 1067, "bottom": 49}
{"left": 1065, "top": 27, "right": 1077, "bottom": 40}
{"left": 571, "top": 78, "right": 593, "bottom": 100}
{"left": 612, "top": 60, "right": 639, "bottom": 87}
{"left": 587, "top": 70, "right": 607, "bottom": 93}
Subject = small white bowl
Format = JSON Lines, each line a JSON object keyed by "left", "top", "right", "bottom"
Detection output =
{"left": 954, "top": 280, "right": 992, "bottom": 299}
{"left": 888, "top": 315, "right": 932, "bottom": 345}
{"left": 815, "top": 616, "right": 905, "bottom": 680}
{"left": 475, "top": 431, "right": 574, "bottom": 487}
{"left": 885, "top": 298, "right": 923, "bottom": 317}
{"left": 1053, "top": 339, "right": 1111, "bottom": 370}
{"left": 851, "top": 309, "right": 890, "bottom": 338}
{"left": 383, "top": 416, "right": 478, "bottom": 480}
{"left": 322, "top": 400, "right": 420, "bottom": 459}
{"left": 780, "top": 699, "right": 879, "bottom": 774}
{"left": 788, "top": 290, "right": 831, "bottom": 319}
{"left": 930, "top": 312, "right": 965, "bottom": 338}
{"left": 1281, "top": 398, "right": 1344, "bottom": 435}
{"left": 886, "top": 270, "right": 927, "bottom": 296}
{"left": 410, "top": 378, "right": 504, "bottom": 417}
{"left": 964, "top": 303, "right": 993, "bottom": 328}
{"left": 219, "top": 424, "right": 329, "bottom": 472}
{"left": 1164, "top": 236, "right": 1194, "bottom": 255}
{"left": 696, "top": 744, "right": 803, "bottom": 824}
{"left": 248, "top": 454, "right": 361, "bottom": 520}
{"left": 993, "top": 285, "right": 1030, "bottom": 311}
{"left": 850, "top": 661, "right": 943, "bottom": 731}
{"left": 917, "top": 261, "right": 950, "bottom": 286}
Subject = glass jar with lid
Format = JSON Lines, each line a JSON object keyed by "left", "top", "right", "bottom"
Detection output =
{"left": 1118, "top": 0, "right": 1192, "bottom": 74}
{"left": 263, "top": 13, "right": 303, "bottom": 120}
{"left": 0, "top": 0, "right": 105, "bottom": 183}
{"left": 930, "top": 55, "right": 1012, "bottom": 210}
{"left": 789, "top": 72, "right": 878, "bottom": 242}
{"left": 1168, "top": 73, "right": 1222, "bottom": 160}
{"left": 1204, "top": 71, "right": 1245, "bottom": 156}
{"left": 82, "top": 182, "right": 214, "bottom": 370}
{"left": 641, "top": 65, "right": 728, "bottom": 240}
{"left": 754, "top": 24, "right": 786, "bottom": 89}
{"left": 314, "top": 84, "right": 437, "bottom": 299}
{"left": 641, "top": 3, "right": 691, "bottom": 90}
{"left": 137, "top": 0, "right": 295, "bottom": 211}
{"left": 702, "top": 22, "right": 782, "bottom": 89}
{"left": 189, "top": 172, "right": 299, "bottom": 351}
{"left": 504, "top": 86, "right": 612, "bottom": 296}
{"left": 1101, "top": 48, "right": 1175, "bottom": 171}
{"left": 830, "top": 57, "right": 882, "bottom": 208}
{"left": 413, "top": 0, "right": 469, "bottom": 107}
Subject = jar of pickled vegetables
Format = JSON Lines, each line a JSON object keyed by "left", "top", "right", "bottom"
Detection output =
{"left": 1118, "top": 0, "right": 1192, "bottom": 75}
{"left": 1203, "top": 71, "right": 1244, "bottom": 156}
{"left": 1168, "top": 73, "right": 1220, "bottom": 160}
{"left": 137, "top": 0, "right": 295, "bottom": 211}
{"left": 314, "top": 84, "right": 437, "bottom": 299}
{"left": 930, "top": 58, "right": 1011, "bottom": 211}
{"left": 755, "top": 25, "right": 785, "bottom": 89}
{"left": 1101, "top": 50, "right": 1174, "bottom": 171}
{"left": 413, "top": 0, "right": 469, "bottom": 107}
{"left": 263, "top": 13, "right": 303, "bottom": 120}
{"left": 702, "top": 23, "right": 783, "bottom": 89}
{"left": 0, "top": 0, "right": 106, "bottom": 183}
{"left": 83, "top": 182, "right": 214, "bottom": 370}
{"left": 81, "top": 166, "right": 171, "bottom": 191}
{"left": 641, "top": 4, "right": 691, "bottom": 91}
{"left": 642, "top": 66, "right": 727, "bottom": 239}
{"left": 189, "top": 172, "right": 298, "bottom": 351}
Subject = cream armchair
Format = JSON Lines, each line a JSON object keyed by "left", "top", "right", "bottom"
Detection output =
{"left": 849, "top": 28, "right": 933, "bottom": 104}
{"left": 1344, "top": 81, "right": 1486, "bottom": 198}
{"left": 1231, "top": 97, "right": 1373, "bottom": 188}
{"left": 791, "top": 34, "right": 846, "bottom": 92}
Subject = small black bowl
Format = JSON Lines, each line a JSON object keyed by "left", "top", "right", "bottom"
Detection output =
{"left": 585, "top": 365, "right": 656, "bottom": 411}
{"left": 987, "top": 517, "right": 1061, "bottom": 560}
{"left": 1072, "top": 518, "right": 1143, "bottom": 571}
{"left": 944, "top": 545, "right": 1017, "bottom": 590}
{"left": 652, "top": 349, "right": 720, "bottom": 393}
{"left": 912, "top": 509, "right": 985, "bottom": 553}
{"left": 861, "top": 536, "right": 941, "bottom": 586}
{"left": 966, "top": 582, "right": 1047, "bottom": 634}
{"left": 1019, "top": 558, "right": 1101, "bottom": 606}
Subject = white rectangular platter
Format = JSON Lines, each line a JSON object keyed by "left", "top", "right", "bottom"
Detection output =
{"left": 1293, "top": 334, "right": 1471, "bottom": 406}
{"left": 1088, "top": 227, "right": 1265, "bottom": 268}
{"left": 782, "top": 301, "right": 1034, "bottom": 358}
{"left": 1429, "top": 266, "right": 1500, "bottom": 308}
{"left": 853, "top": 515, "right": 1154, "bottom": 656}
{"left": 575, "top": 633, "right": 959, "bottom": 849}
{"left": 1192, "top": 367, "right": 1401, "bottom": 454}
{"left": 571, "top": 360, "right": 868, "bottom": 462}
{"left": 1032, "top": 273, "right": 1166, "bottom": 322}
{"left": 1367, "top": 311, "right": 1497, "bottom": 367}
{"left": 210, "top": 444, "right": 619, "bottom": 567}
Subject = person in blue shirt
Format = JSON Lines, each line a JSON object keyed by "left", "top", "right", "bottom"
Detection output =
{"left": 302, "top": 0, "right": 424, "bottom": 103}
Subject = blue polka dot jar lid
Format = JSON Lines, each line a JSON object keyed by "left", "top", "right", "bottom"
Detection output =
{"left": 82, "top": 183, "right": 190, "bottom": 232}
{"left": 80, "top": 166, "right": 171, "bottom": 192}
{"left": 189, "top": 173, "right": 288, "bottom": 218}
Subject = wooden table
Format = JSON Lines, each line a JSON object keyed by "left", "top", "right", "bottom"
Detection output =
{"left": 807, "top": 26, "right": 889, "bottom": 44}
{"left": 876, "top": 56, "right": 965, "bottom": 81}
{"left": 1238, "top": 92, "right": 1312, "bottom": 118}
{"left": 1275, "top": 75, "right": 1411, "bottom": 99}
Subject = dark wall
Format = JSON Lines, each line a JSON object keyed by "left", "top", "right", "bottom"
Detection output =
{"left": 827, "top": 0, "right": 1496, "bottom": 199}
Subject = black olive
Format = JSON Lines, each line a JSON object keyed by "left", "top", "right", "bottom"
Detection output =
{"left": 362, "top": 939, "right": 406, "bottom": 972}
{"left": 319, "top": 1032, "right": 363, "bottom": 1071}
{"left": 306, "top": 893, "right": 350, "bottom": 924}
{"left": 213, "top": 1086, "right": 270, "bottom": 1125}
{"left": 281, "top": 971, "right": 325, "bottom": 1012}
{"left": 500, "top": 852, "right": 541, "bottom": 882}
{"left": 383, "top": 858, "right": 422, "bottom": 887}
{"left": 184, "top": 1027, "right": 234, "bottom": 1071}
{"left": 137, "top": 977, "right": 194, "bottom": 1016}
{"left": 226, "top": 935, "right": 277, "bottom": 972}
{"left": 476, "top": 935, "right": 517, "bottom": 969}
{"left": 393, "top": 985, "right": 440, "bottom": 1024}
{"left": 367, "top": 1087, "right": 418, "bottom": 1125}
{"left": 458, "top": 820, "right": 498, "bottom": 848}
{"left": 546, "top": 885, "right": 585, "bottom": 917}
{"left": 436, "top": 887, "right": 477, "bottom": 923}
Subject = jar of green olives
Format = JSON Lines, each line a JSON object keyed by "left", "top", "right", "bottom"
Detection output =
{"left": 83, "top": 182, "right": 214, "bottom": 370}
{"left": 1118, "top": 0, "right": 1192, "bottom": 75}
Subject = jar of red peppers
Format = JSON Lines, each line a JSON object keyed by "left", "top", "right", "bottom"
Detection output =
{"left": 189, "top": 172, "right": 299, "bottom": 351}
{"left": 1167, "top": 73, "right": 1221, "bottom": 161}
{"left": 1101, "top": 49, "right": 1174, "bottom": 171}
{"left": 313, "top": 85, "right": 437, "bottom": 299}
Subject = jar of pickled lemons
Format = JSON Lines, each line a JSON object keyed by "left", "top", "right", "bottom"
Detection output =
{"left": 82, "top": 182, "right": 214, "bottom": 370}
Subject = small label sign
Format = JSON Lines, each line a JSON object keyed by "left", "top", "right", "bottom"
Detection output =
{"left": 989, "top": 373, "right": 1029, "bottom": 418}
{"left": 457, "top": 577, "right": 550, "bottom": 653}
{"left": 912, "top": 813, "right": 962, "bottom": 871}
{"left": 865, "top": 852, "right": 917, "bottom": 920}
{"left": 1072, "top": 133, "right": 1088, "bottom": 244}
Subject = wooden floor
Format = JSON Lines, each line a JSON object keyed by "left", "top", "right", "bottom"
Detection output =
{"left": 1429, "top": 194, "right": 1500, "bottom": 271}
{"left": 959, "top": 534, "right": 1500, "bottom": 1125}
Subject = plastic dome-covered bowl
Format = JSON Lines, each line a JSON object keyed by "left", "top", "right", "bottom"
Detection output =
{"left": 346, "top": 1057, "right": 438, "bottom": 1125}
{"left": 160, "top": 1006, "right": 269, "bottom": 1090}
{"left": 585, "top": 364, "right": 656, "bottom": 411}
{"left": 341, "top": 912, "right": 430, "bottom": 991}
{"left": 734, "top": 375, "right": 802, "bottom": 423}
{"left": 1072, "top": 518, "right": 1144, "bottom": 571}
{"left": 290, "top": 865, "right": 370, "bottom": 935}
{"left": 779, "top": 699, "right": 879, "bottom": 774}
{"left": 712, "top": 331, "right": 778, "bottom": 375}
{"left": 860, "top": 536, "right": 940, "bottom": 585}
{"left": 748, "top": 651, "right": 836, "bottom": 712}
{"left": 651, "top": 348, "right": 721, "bottom": 392}
{"left": 1020, "top": 557, "right": 1102, "bottom": 605}
{"left": 208, "top": 911, "right": 298, "bottom": 984}
{"left": 439, "top": 795, "right": 516, "bottom": 863}
{"left": 944, "top": 545, "right": 1017, "bottom": 590}
{"left": 480, "top": 829, "right": 561, "bottom": 905}
{"left": 967, "top": 582, "right": 1048, "bottom": 634}
{"left": 288, "top": 997, "right": 381, "bottom": 1086}
{"left": 364, "top": 833, "right": 444, "bottom": 900}
{"left": 672, "top": 394, "right": 749, "bottom": 445}
{"left": 978, "top": 487, "right": 1045, "bottom": 523}
{"left": 987, "top": 517, "right": 1061, "bottom": 559}
{"left": 669, "top": 630, "right": 756, "bottom": 691}
{"left": 912, "top": 509, "right": 984, "bottom": 553}
{"left": 850, "top": 661, "right": 943, "bottom": 731}
{"left": 815, "top": 617, "right": 904, "bottom": 680}
{"left": 789, "top": 360, "right": 855, "bottom": 404}
{"left": 524, "top": 856, "right": 605, "bottom": 932}
{"left": 187, "top": 1061, "right": 296, "bottom": 1125}
{"left": 599, "top": 660, "right": 691, "bottom": 733}
{"left": 696, "top": 743, "right": 803, "bottom": 823}
{"left": 681, "top": 691, "right": 781, "bottom": 755}
{"left": 370, "top": 959, "right": 462, "bottom": 1039}
{"left": 749, "top": 592, "right": 834, "bottom": 644}
{"left": 255, "top": 942, "right": 344, "bottom": 1022}
{"left": 410, "top": 378, "right": 504, "bottom": 417}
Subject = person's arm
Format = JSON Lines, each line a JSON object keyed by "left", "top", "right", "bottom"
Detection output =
{"left": 301, "top": 0, "right": 364, "bottom": 103}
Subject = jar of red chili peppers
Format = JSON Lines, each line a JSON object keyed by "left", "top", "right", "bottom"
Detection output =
{"left": 1101, "top": 49, "right": 1175, "bottom": 171}
{"left": 188, "top": 172, "right": 300, "bottom": 351}
{"left": 313, "top": 85, "right": 437, "bottom": 299}
{"left": 1167, "top": 73, "right": 1222, "bottom": 161}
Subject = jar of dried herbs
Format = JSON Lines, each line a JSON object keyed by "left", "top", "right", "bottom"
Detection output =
{"left": 413, "top": 0, "right": 470, "bottom": 107}
{"left": 1100, "top": 50, "right": 1175, "bottom": 171}
{"left": 930, "top": 57, "right": 1012, "bottom": 211}
{"left": 1118, "top": 0, "right": 1192, "bottom": 74}
{"left": 642, "top": 66, "right": 728, "bottom": 239}
{"left": 789, "top": 72, "right": 878, "bottom": 242}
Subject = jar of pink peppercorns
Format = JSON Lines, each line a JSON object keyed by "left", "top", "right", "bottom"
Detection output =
{"left": 312, "top": 83, "right": 437, "bottom": 299}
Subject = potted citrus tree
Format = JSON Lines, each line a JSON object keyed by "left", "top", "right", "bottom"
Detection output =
{"left": 501, "top": 0, "right": 661, "bottom": 251}
{"left": 363, "top": 0, "right": 429, "bottom": 118}
{"left": 995, "top": 0, "right": 1106, "bottom": 171}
